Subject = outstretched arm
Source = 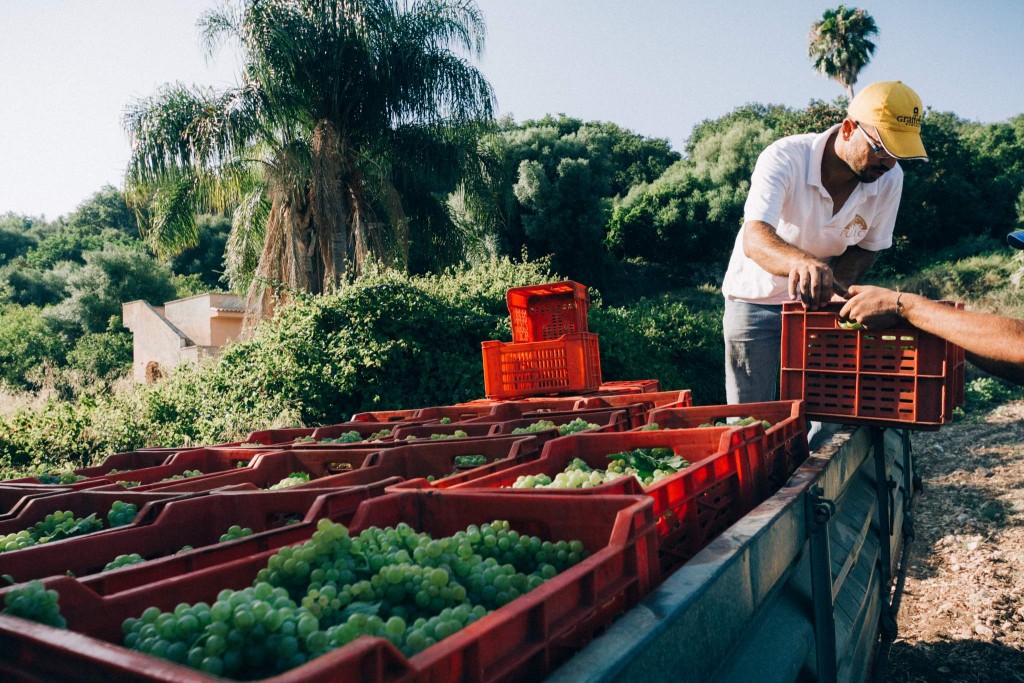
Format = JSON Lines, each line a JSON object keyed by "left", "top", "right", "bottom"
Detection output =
{"left": 840, "top": 285, "right": 1024, "bottom": 386}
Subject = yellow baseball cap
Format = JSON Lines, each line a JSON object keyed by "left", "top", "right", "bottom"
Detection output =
{"left": 847, "top": 81, "right": 928, "bottom": 161}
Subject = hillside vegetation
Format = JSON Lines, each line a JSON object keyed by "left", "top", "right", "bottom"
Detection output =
{"left": 1, "top": 102, "right": 1023, "bottom": 476}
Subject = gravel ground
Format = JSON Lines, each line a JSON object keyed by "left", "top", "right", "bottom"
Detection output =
{"left": 883, "top": 401, "right": 1024, "bottom": 682}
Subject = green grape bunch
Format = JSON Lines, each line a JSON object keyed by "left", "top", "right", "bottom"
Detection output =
{"left": 104, "top": 554, "right": 145, "bottom": 571}
{"left": 512, "top": 419, "right": 598, "bottom": 437}
{"left": 220, "top": 525, "right": 255, "bottom": 543}
{"left": 37, "top": 470, "right": 86, "bottom": 485}
{"left": 429, "top": 430, "right": 468, "bottom": 440}
{"left": 0, "top": 511, "right": 105, "bottom": 553}
{"left": 122, "top": 518, "right": 589, "bottom": 678}
{"left": 3, "top": 580, "right": 66, "bottom": 628}
{"left": 425, "top": 455, "right": 489, "bottom": 482}
{"left": 269, "top": 473, "right": 312, "bottom": 490}
{"left": 108, "top": 501, "right": 139, "bottom": 528}
{"left": 698, "top": 416, "right": 772, "bottom": 430}
{"left": 512, "top": 447, "right": 690, "bottom": 490}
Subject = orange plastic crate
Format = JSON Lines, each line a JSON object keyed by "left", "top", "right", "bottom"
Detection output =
{"left": 780, "top": 302, "right": 965, "bottom": 429}
{"left": 590, "top": 379, "right": 662, "bottom": 395}
{"left": 582, "top": 389, "right": 694, "bottom": 428}
{"left": 506, "top": 280, "right": 590, "bottom": 343}
{"left": 645, "top": 400, "right": 809, "bottom": 495}
{"left": 0, "top": 490, "right": 657, "bottom": 683}
{"left": 481, "top": 332, "right": 602, "bottom": 399}
{"left": 0, "top": 484, "right": 391, "bottom": 585}
{"left": 441, "top": 427, "right": 765, "bottom": 574}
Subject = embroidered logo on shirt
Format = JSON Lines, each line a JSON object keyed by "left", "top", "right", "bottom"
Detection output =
{"left": 840, "top": 215, "right": 868, "bottom": 239}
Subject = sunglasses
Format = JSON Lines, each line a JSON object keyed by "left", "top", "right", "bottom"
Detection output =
{"left": 854, "top": 122, "right": 894, "bottom": 159}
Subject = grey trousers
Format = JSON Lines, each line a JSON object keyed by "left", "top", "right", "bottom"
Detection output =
{"left": 722, "top": 299, "right": 782, "bottom": 404}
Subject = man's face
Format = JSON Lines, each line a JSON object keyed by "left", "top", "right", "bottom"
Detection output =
{"left": 848, "top": 124, "right": 898, "bottom": 183}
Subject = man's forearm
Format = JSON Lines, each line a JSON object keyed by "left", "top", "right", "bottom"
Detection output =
{"left": 900, "top": 294, "right": 1024, "bottom": 368}
{"left": 831, "top": 245, "right": 878, "bottom": 289}
{"left": 742, "top": 220, "right": 823, "bottom": 275}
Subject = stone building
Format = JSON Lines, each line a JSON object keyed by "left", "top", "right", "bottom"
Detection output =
{"left": 122, "top": 293, "right": 245, "bottom": 383}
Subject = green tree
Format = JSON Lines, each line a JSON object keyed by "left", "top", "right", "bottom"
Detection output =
{"left": 0, "top": 262, "right": 73, "bottom": 307}
{"left": 807, "top": 6, "right": 878, "bottom": 98}
{"left": 170, "top": 214, "right": 232, "bottom": 290}
{"left": 0, "top": 305, "right": 66, "bottom": 389}
{"left": 124, "top": 0, "right": 495, "bottom": 314}
{"left": 607, "top": 118, "right": 776, "bottom": 276}
{"left": 45, "top": 246, "right": 179, "bottom": 336}
{"left": 24, "top": 188, "right": 140, "bottom": 270}
{"left": 452, "top": 115, "right": 679, "bottom": 285}
{"left": 0, "top": 223, "right": 37, "bottom": 266}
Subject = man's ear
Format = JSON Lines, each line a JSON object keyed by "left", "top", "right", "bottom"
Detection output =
{"left": 840, "top": 118, "right": 857, "bottom": 141}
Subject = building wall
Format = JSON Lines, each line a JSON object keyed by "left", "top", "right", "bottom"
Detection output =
{"left": 123, "top": 293, "right": 246, "bottom": 383}
{"left": 210, "top": 314, "right": 244, "bottom": 347}
{"left": 164, "top": 293, "right": 243, "bottom": 347}
{"left": 122, "top": 301, "right": 191, "bottom": 383}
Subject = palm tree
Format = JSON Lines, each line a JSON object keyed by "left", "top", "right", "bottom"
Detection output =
{"left": 125, "top": 0, "right": 495, "bottom": 314}
{"left": 807, "top": 6, "right": 878, "bottom": 99}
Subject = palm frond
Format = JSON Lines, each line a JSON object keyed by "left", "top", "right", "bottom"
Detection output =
{"left": 225, "top": 186, "right": 270, "bottom": 294}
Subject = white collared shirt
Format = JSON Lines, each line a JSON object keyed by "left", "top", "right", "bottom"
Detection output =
{"left": 721, "top": 124, "right": 903, "bottom": 304}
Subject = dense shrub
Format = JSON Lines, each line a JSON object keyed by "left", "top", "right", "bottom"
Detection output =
{"left": 0, "top": 259, "right": 722, "bottom": 472}
{"left": 0, "top": 305, "right": 67, "bottom": 389}
{"left": 66, "top": 331, "right": 133, "bottom": 382}
{"left": 590, "top": 293, "right": 724, "bottom": 404}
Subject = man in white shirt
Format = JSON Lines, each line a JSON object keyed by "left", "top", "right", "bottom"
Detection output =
{"left": 721, "top": 81, "right": 929, "bottom": 404}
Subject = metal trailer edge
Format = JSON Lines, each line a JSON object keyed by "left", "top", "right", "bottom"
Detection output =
{"left": 546, "top": 424, "right": 913, "bottom": 683}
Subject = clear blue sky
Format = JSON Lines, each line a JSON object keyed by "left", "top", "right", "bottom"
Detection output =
{"left": 1, "top": 0, "right": 1021, "bottom": 219}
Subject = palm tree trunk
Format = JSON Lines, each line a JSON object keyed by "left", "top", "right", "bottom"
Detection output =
{"left": 310, "top": 120, "right": 347, "bottom": 290}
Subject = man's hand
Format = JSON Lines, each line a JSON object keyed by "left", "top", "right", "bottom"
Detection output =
{"left": 839, "top": 284, "right": 902, "bottom": 329}
{"left": 788, "top": 261, "right": 847, "bottom": 309}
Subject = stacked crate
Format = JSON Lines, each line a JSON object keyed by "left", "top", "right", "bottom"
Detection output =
{"left": 481, "top": 280, "right": 602, "bottom": 399}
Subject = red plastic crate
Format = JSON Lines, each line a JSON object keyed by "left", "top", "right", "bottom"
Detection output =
{"left": 289, "top": 421, "right": 407, "bottom": 445}
{"left": 0, "top": 489, "right": 657, "bottom": 683}
{"left": 389, "top": 422, "right": 500, "bottom": 440}
{"left": 646, "top": 400, "right": 809, "bottom": 495}
{"left": 582, "top": 389, "right": 693, "bottom": 412}
{"left": 455, "top": 396, "right": 590, "bottom": 411}
{"left": 489, "top": 408, "right": 629, "bottom": 435}
{"left": 1, "top": 449, "right": 181, "bottom": 487}
{"left": 0, "top": 485, "right": 73, "bottom": 515}
{"left": 241, "top": 427, "right": 316, "bottom": 444}
{"left": 349, "top": 404, "right": 502, "bottom": 423}
{"left": 122, "top": 448, "right": 386, "bottom": 493}
{"left": 590, "top": 379, "right": 662, "bottom": 395}
{"left": 458, "top": 402, "right": 643, "bottom": 430}
{"left": 443, "top": 427, "right": 764, "bottom": 573}
{"left": 91, "top": 447, "right": 282, "bottom": 492}
{"left": 319, "top": 435, "right": 548, "bottom": 490}
{"left": 168, "top": 436, "right": 544, "bottom": 494}
{"left": 0, "top": 483, "right": 391, "bottom": 584}
{"left": 80, "top": 449, "right": 179, "bottom": 476}
{"left": 506, "top": 280, "right": 590, "bottom": 343}
{"left": 780, "top": 302, "right": 965, "bottom": 429}
{"left": 482, "top": 333, "right": 602, "bottom": 399}
{"left": 0, "top": 489, "right": 202, "bottom": 555}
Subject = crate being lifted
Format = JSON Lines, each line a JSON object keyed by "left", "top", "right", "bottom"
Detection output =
{"left": 482, "top": 281, "right": 601, "bottom": 399}
{"left": 780, "top": 302, "right": 965, "bottom": 430}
